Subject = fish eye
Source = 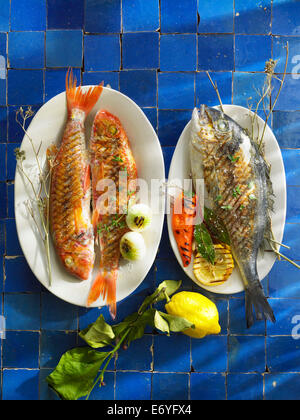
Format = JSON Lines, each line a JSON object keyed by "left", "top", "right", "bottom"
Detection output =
{"left": 216, "top": 119, "right": 230, "bottom": 132}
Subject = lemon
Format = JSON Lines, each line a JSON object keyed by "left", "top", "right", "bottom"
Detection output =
{"left": 165, "top": 291, "right": 221, "bottom": 339}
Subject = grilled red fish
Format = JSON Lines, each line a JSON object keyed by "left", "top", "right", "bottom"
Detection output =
{"left": 48, "top": 70, "right": 103, "bottom": 280}
{"left": 87, "top": 110, "right": 138, "bottom": 317}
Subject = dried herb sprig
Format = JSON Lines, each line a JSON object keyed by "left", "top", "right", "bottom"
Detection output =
{"left": 15, "top": 106, "right": 54, "bottom": 286}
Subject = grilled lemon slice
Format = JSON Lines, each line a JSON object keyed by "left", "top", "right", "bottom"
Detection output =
{"left": 193, "top": 244, "right": 234, "bottom": 286}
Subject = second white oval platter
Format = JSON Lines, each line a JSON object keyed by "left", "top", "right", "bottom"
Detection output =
{"left": 167, "top": 105, "right": 286, "bottom": 295}
{"left": 15, "top": 87, "right": 165, "bottom": 307}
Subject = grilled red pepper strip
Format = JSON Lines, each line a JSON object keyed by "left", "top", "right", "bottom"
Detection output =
{"left": 172, "top": 192, "right": 197, "bottom": 267}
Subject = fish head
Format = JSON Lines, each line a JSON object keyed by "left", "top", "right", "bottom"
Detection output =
{"left": 191, "top": 106, "right": 232, "bottom": 150}
{"left": 93, "top": 110, "right": 121, "bottom": 139}
{"left": 61, "top": 251, "right": 93, "bottom": 281}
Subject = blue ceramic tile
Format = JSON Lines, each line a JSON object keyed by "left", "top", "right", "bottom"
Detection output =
{"left": 47, "top": 0, "right": 84, "bottom": 29}
{"left": 88, "top": 371, "right": 115, "bottom": 400}
{"left": 273, "top": 111, "right": 300, "bottom": 148}
{"left": 157, "top": 220, "right": 175, "bottom": 259}
{"left": 273, "top": 0, "right": 300, "bottom": 35}
{"left": 0, "top": 256, "right": 3, "bottom": 291}
{"left": 0, "top": 220, "right": 5, "bottom": 255}
{"left": 82, "top": 72, "right": 119, "bottom": 91}
{"left": 40, "top": 330, "right": 77, "bottom": 368}
{"left": 0, "top": 181, "right": 6, "bottom": 218}
{"left": 46, "top": 30, "right": 83, "bottom": 68}
{"left": 267, "top": 298, "right": 300, "bottom": 335}
{"left": 120, "top": 70, "right": 157, "bottom": 108}
{"left": 45, "top": 68, "right": 81, "bottom": 101}
{"left": 114, "top": 286, "right": 151, "bottom": 325}
{"left": 0, "top": 106, "right": 7, "bottom": 142}
{"left": 8, "top": 105, "right": 40, "bottom": 143}
{"left": 233, "top": 72, "right": 267, "bottom": 109}
{"left": 9, "top": 32, "right": 45, "bottom": 69}
{"left": 190, "top": 373, "right": 226, "bottom": 400}
{"left": 116, "top": 372, "right": 151, "bottom": 400}
{"left": 269, "top": 261, "right": 300, "bottom": 299}
{"left": 215, "top": 299, "right": 229, "bottom": 333}
{"left": 229, "top": 298, "right": 266, "bottom": 335}
{"left": 122, "top": 32, "right": 159, "bottom": 70}
{"left": 84, "top": 35, "right": 120, "bottom": 71}
{"left": 235, "top": 0, "right": 271, "bottom": 34}
{"left": 156, "top": 258, "right": 194, "bottom": 291}
{"left": 161, "top": 0, "right": 198, "bottom": 33}
{"left": 198, "top": 35, "right": 234, "bottom": 71}
{"left": 117, "top": 335, "right": 152, "bottom": 371}
{"left": 85, "top": 0, "right": 121, "bottom": 33}
{"left": 273, "top": 36, "right": 300, "bottom": 74}
{"left": 265, "top": 373, "right": 300, "bottom": 400}
{"left": 0, "top": 143, "right": 6, "bottom": 181}
{"left": 142, "top": 108, "right": 157, "bottom": 131}
{"left": 11, "top": 0, "right": 46, "bottom": 31}
{"left": 154, "top": 334, "right": 190, "bottom": 372}
{"left": 282, "top": 149, "right": 300, "bottom": 186}
{"left": 0, "top": 32, "right": 7, "bottom": 106}
{"left": 3, "top": 369, "right": 39, "bottom": 400}
{"left": 0, "top": 0, "right": 10, "bottom": 31}
{"left": 272, "top": 75, "right": 300, "bottom": 111}
{"left": 158, "top": 73, "right": 194, "bottom": 109}
{"left": 79, "top": 307, "right": 108, "bottom": 330}
{"left": 227, "top": 373, "right": 263, "bottom": 400}
{"left": 235, "top": 35, "right": 271, "bottom": 72}
{"left": 4, "top": 293, "right": 40, "bottom": 330}
{"left": 267, "top": 336, "right": 300, "bottom": 372}
{"left": 123, "top": 0, "right": 159, "bottom": 32}
{"left": 158, "top": 110, "right": 192, "bottom": 146}
{"left": 228, "top": 336, "right": 265, "bottom": 373}
{"left": 281, "top": 223, "right": 300, "bottom": 261}
{"left": 198, "top": 0, "right": 233, "bottom": 33}
{"left": 6, "top": 218, "right": 22, "bottom": 255}
{"left": 152, "top": 372, "right": 189, "bottom": 400}
{"left": 160, "top": 35, "right": 197, "bottom": 71}
{"left": 41, "top": 292, "right": 78, "bottom": 331}
{"left": 196, "top": 72, "right": 232, "bottom": 107}
{"left": 162, "top": 146, "right": 175, "bottom": 175}
{"left": 39, "top": 369, "right": 60, "bottom": 400}
{"left": 3, "top": 331, "right": 39, "bottom": 368}
{"left": 287, "top": 187, "right": 300, "bottom": 223}
{"left": 5, "top": 256, "right": 40, "bottom": 292}
{"left": 192, "top": 335, "right": 227, "bottom": 372}
{"left": 8, "top": 70, "right": 43, "bottom": 106}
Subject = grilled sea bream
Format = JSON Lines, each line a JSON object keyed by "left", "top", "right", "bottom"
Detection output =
{"left": 190, "top": 106, "right": 275, "bottom": 328}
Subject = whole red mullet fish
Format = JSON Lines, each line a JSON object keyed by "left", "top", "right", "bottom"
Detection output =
{"left": 87, "top": 110, "right": 138, "bottom": 317}
{"left": 48, "top": 70, "right": 103, "bottom": 280}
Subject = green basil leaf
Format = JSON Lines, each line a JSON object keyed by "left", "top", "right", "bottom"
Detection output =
{"left": 159, "top": 312, "right": 195, "bottom": 332}
{"left": 79, "top": 315, "right": 115, "bottom": 349}
{"left": 46, "top": 347, "right": 109, "bottom": 401}
{"left": 154, "top": 310, "right": 170, "bottom": 335}
{"left": 204, "top": 207, "right": 230, "bottom": 245}
{"left": 194, "top": 223, "right": 216, "bottom": 264}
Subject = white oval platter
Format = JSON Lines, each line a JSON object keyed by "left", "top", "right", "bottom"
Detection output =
{"left": 167, "top": 105, "right": 286, "bottom": 294}
{"left": 15, "top": 87, "right": 165, "bottom": 307}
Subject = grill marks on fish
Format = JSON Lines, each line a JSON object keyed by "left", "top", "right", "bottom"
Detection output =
{"left": 49, "top": 70, "right": 103, "bottom": 281}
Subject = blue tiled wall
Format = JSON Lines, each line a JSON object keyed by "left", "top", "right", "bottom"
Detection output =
{"left": 0, "top": 0, "right": 300, "bottom": 401}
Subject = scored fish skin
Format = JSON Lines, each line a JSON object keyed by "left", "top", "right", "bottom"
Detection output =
{"left": 48, "top": 70, "right": 103, "bottom": 281}
{"left": 87, "top": 110, "right": 138, "bottom": 317}
{"left": 190, "top": 105, "right": 275, "bottom": 328}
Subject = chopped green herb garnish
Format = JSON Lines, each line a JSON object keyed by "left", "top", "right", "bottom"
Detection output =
{"left": 215, "top": 194, "right": 222, "bottom": 202}
{"left": 249, "top": 194, "right": 256, "bottom": 200}
{"left": 239, "top": 205, "right": 245, "bottom": 210}
{"left": 113, "top": 156, "right": 123, "bottom": 163}
{"left": 248, "top": 181, "right": 254, "bottom": 190}
{"left": 221, "top": 205, "right": 232, "bottom": 211}
{"left": 232, "top": 186, "right": 241, "bottom": 198}
{"left": 228, "top": 155, "right": 240, "bottom": 163}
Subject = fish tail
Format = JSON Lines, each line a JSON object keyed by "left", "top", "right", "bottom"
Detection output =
{"left": 245, "top": 279, "right": 275, "bottom": 328}
{"left": 66, "top": 68, "right": 103, "bottom": 115}
{"left": 87, "top": 268, "right": 117, "bottom": 319}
